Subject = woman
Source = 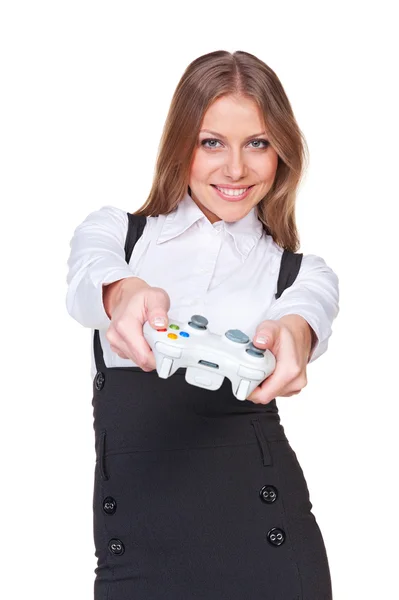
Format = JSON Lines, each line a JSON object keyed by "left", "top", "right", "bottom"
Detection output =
{"left": 66, "top": 49, "right": 339, "bottom": 599}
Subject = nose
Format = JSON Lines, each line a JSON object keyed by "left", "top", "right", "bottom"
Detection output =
{"left": 222, "top": 147, "right": 248, "bottom": 180}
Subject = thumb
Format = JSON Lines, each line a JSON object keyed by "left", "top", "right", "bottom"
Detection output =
{"left": 145, "top": 289, "right": 170, "bottom": 329}
{"left": 252, "top": 320, "right": 279, "bottom": 350}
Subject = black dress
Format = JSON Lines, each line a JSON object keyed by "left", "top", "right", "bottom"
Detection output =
{"left": 91, "top": 213, "right": 333, "bottom": 599}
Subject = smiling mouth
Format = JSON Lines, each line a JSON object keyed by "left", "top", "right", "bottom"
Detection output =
{"left": 210, "top": 184, "right": 255, "bottom": 201}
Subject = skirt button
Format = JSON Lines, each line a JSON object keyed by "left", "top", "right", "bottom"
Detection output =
{"left": 267, "top": 527, "right": 286, "bottom": 547}
{"left": 108, "top": 538, "right": 125, "bottom": 555}
{"left": 103, "top": 496, "right": 117, "bottom": 515}
{"left": 94, "top": 371, "right": 105, "bottom": 391}
{"left": 259, "top": 484, "right": 278, "bottom": 503}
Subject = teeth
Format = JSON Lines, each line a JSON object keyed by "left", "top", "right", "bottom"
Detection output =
{"left": 215, "top": 186, "right": 249, "bottom": 196}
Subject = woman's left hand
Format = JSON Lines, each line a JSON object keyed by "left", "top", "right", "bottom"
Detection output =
{"left": 246, "top": 314, "right": 316, "bottom": 404}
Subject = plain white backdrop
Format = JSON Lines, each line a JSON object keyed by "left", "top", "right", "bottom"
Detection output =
{"left": 1, "top": 1, "right": 398, "bottom": 598}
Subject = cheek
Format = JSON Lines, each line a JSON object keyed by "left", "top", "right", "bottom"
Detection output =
{"left": 189, "top": 150, "right": 214, "bottom": 181}
{"left": 256, "top": 152, "right": 279, "bottom": 182}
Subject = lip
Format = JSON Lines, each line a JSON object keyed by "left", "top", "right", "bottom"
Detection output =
{"left": 211, "top": 184, "right": 254, "bottom": 202}
{"left": 213, "top": 184, "right": 253, "bottom": 189}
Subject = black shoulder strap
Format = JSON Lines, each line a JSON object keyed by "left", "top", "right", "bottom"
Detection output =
{"left": 275, "top": 249, "right": 303, "bottom": 299}
{"left": 93, "top": 213, "right": 147, "bottom": 374}
{"left": 124, "top": 213, "right": 147, "bottom": 263}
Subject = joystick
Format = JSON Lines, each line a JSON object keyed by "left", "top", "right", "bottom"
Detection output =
{"left": 143, "top": 314, "right": 276, "bottom": 401}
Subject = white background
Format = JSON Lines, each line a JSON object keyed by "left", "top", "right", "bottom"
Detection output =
{"left": 1, "top": 1, "right": 398, "bottom": 598}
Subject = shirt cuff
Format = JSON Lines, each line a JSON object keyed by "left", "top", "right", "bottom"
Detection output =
{"left": 66, "top": 264, "right": 137, "bottom": 330}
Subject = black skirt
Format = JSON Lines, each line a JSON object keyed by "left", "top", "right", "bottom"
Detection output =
{"left": 92, "top": 358, "right": 332, "bottom": 600}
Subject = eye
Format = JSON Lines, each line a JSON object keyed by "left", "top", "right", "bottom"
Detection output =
{"left": 201, "top": 139, "right": 222, "bottom": 149}
{"left": 249, "top": 139, "right": 270, "bottom": 149}
{"left": 201, "top": 138, "right": 270, "bottom": 149}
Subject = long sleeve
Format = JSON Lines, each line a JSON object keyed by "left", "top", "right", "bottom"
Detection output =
{"left": 65, "top": 205, "right": 139, "bottom": 329}
{"left": 266, "top": 254, "right": 340, "bottom": 363}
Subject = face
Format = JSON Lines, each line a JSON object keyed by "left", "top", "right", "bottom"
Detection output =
{"left": 188, "top": 94, "right": 279, "bottom": 224}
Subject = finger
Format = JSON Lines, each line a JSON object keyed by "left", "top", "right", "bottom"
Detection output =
{"left": 109, "top": 342, "right": 154, "bottom": 370}
{"left": 109, "top": 343, "right": 129, "bottom": 359}
{"left": 109, "top": 317, "right": 156, "bottom": 371}
{"left": 247, "top": 346, "right": 302, "bottom": 402}
{"left": 121, "top": 317, "right": 157, "bottom": 370}
{"left": 248, "top": 366, "right": 307, "bottom": 402}
{"left": 109, "top": 332, "right": 150, "bottom": 365}
{"left": 247, "top": 367, "right": 287, "bottom": 403}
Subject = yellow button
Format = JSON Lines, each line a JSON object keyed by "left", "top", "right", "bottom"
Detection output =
{"left": 167, "top": 333, "right": 178, "bottom": 340}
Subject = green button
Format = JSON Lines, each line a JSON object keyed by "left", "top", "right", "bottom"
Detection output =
{"left": 169, "top": 324, "right": 180, "bottom": 330}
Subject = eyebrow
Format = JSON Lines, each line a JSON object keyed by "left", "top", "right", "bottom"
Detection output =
{"left": 200, "top": 129, "right": 267, "bottom": 140}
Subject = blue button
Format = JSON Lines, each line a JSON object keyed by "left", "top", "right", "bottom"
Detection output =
{"left": 180, "top": 331, "right": 189, "bottom": 337}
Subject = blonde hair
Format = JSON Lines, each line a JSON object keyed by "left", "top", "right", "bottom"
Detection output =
{"left": 132, "top": 50, "right": 309, "bottom": 252}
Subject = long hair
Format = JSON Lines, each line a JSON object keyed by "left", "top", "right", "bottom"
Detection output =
{"left": 132, "top": 50, "right": 309, "bottom": 252}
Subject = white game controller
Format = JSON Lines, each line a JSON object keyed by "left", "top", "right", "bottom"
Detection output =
{"left": 143, "top": 314, "right": 276, "bottom": 401}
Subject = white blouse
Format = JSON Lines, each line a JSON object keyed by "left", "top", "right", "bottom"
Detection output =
{"left": 66, "top": 191, "right": 340, "bottom": 380}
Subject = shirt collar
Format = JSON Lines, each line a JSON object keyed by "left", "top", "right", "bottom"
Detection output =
{"left": 156, "top": 190, "right": 263, "bottom": 261}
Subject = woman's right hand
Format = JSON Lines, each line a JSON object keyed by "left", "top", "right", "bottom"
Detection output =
{"left": 104, "top": 277, "right": 170, "bottom": 372}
